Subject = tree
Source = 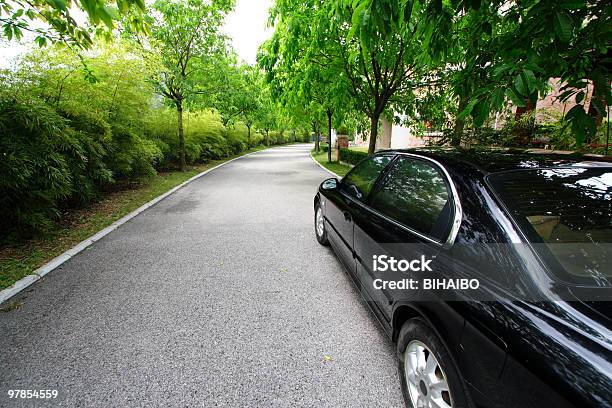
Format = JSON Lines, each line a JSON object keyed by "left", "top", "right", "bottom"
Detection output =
{"left": 259, "top": 1, "right": 352, "bottom": 160}
{"left": 0, "top": 0, "right": 147, "bottom": 49}
{"left": 433, "top": 0, "right": 611, "bottom": 146}
{"left": 213, "top": 62, "right": 263, "bottom": 145}
{"left": 263, "top": 0, "right": 435, "bottom": 155}
{"left": 255, "top": 85, "right": 278, "bottom": 146}
{"left": 148, "top": 0, "right": 234, "bottom": 170}
{"left": 238, "top": 69, "right": 264, "bottom": 148}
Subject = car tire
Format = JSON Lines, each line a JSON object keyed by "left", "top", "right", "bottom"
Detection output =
{"left": 314, "top": 201, "right": 329, "bottom": 246}
{"left": 397, "top": 318, "right": 471, "bottom": 408}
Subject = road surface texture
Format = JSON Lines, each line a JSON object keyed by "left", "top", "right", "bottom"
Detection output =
{"left": 0, "top": 144, "right": 403, "bottom": 407}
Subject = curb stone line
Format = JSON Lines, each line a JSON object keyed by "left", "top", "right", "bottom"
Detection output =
{"left": 0, "top": 148, "right": 271, "bottom": 305}
{"left": 309, "top": 150, "right": 341, "bottom": 178}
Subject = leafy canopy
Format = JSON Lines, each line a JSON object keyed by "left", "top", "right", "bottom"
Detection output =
{"left": 0, "top": 0, "right": 148, "bottom": 49}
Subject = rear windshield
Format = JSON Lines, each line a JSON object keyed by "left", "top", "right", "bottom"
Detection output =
{"left": 489, "top": 167, "right": 612, "bottom": 287}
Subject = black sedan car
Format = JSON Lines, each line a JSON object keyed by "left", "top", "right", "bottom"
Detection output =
{"left": 313, "top": 149, "right": 612, "bottom": 408}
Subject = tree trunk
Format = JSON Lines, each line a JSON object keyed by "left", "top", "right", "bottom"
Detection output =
{"left": 246, "top": 124, "right": 251, "bottom": 148}
{"left": 177, "top": 100, "right": 186, "bottom": 171}
{"left": 588, "top": 80, "right": 607, "bottom": 128}
{"left": 327, "top": 109, "right": 333, "bottom": 163}
{"left": 452, "top": 96, "right": 467, "bottom": 146}
{"left": 313, "top": 121, "right": 320, "bottom": 152}
{"left": 367, "top": 114, "right": 380, "bottom": 156}
{"left": 514, "top": 99, "right": 536, "bottom": 121}
{"left": 514, "top": 99, "right": 536, "bottom": 145}
{"left": 265, "top": 130, "right": 269, "bottom": 146}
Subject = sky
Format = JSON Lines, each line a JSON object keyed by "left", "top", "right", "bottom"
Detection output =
{"left": 0, "top": 0, "right": 274, "bottom": 68}
{"left": 223, "top": 0, "right": 274, "bottom": 64}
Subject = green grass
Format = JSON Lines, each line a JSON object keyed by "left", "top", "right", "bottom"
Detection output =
{"left": 310, "top": 148, "right": 352, "bottom": 177}
{"left": 0, "top": 145, "right": 268, "bottom": 290}
{"left": 348, "top": 146, "right": 369, "bottom": 152}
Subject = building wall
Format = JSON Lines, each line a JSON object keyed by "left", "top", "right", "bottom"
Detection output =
{"left": 355, "top": 120, "right": 430, "bottom": 150}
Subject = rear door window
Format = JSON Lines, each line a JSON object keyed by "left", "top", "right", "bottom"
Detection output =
{"left": 369, "top": 157, "right": 453, "bottom": 241}
{"left": 489, "top": 167, "right": 612, "bottom": 286}
{"left": 341, "top": 155, "right": 393, "bottom": 202}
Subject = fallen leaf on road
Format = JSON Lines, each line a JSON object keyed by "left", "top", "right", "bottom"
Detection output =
{"left": 0, "top": 301, "right": 23, "bottom": 313}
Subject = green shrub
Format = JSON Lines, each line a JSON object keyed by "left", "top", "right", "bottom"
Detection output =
{"left": 336, "top": 125, "right": 349, "bottom": 135}
{"left": 106, "top": 124, "right": 162, "bottom": 179}
{"left": 185, "top": 110, "right": 231, "bottom": 160}
{"left": 250, "top": 131, "right": 264, "bottom": 147}
{"left": 0, "top": 43, "right": 164, "bottom": 236}
{"left": 144, "top": 108, "right": 178, "bottom": 168}
{"left": 0, "top": 92, "right": 93, "bottom": 234}
{"left": 339, "top": 148, "right": 368, "bottom": 165}
{"left": 0, "top": 41, "right": 298, "bottom": 237}
{"left": 225, "top": 122, "right": 250, "bottom": 153}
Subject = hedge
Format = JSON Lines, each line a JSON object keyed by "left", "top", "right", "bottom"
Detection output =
{"left": 0, "top": 95, "right": 294, "bottom": 237}
{"left": 0, "top": 44, "right": 301, "bottom": 238}
{"left": 339, "top": 148, "right": 368, "bottom": 165}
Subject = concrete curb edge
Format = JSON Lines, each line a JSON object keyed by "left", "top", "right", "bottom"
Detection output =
{"left": 309, "top": 150, "right": 341, "bottom": 178}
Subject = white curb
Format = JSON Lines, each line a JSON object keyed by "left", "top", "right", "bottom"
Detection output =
{"left": 0, "top": 148, "right": 269, "bottom": 306}
{"left": 309, "top": 150, "right": 341, "bottom": 178}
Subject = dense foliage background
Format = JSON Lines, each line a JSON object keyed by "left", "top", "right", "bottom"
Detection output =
{"left": 0, "top": 0, "right": 610, "bottom": 238}
{"left": 260, "top": 0, "right": 611, "bottom": 154}
{"left": 0, "top": 38, "right": 306, "bottom": 237}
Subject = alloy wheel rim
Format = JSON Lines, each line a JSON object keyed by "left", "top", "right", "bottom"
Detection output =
{"left": 404, "top": 340, "right": 452, "bottom": 408}
{"left": 315, "top": 208, "right": 324, "bottom": 237}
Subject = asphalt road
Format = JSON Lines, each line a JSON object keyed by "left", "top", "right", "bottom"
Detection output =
{"left": 0, "top": 144, "right": 403, "bottom": 407}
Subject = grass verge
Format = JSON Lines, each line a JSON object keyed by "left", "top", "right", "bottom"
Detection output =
{"left": 0, "top": 145, "right": 268, "bottom": 290}
{"left": 310, "top": 148, "right": 352, "bottom": 177}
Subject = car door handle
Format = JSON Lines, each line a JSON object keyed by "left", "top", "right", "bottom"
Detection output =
{"left": 343, "top": 211, "right": 352, "bottom": 222}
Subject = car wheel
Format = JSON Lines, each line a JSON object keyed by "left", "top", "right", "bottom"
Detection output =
{"left": 397, "top": 318, "right": 470, "bottom": 408}
{"left": 314, "top": 201, "right": 329, "bottom": 246}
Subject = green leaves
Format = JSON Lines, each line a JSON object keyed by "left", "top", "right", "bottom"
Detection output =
{"left": 560, "top": 0, "right": 586, "bottom": 10}
{"left": 513, "top": 71, "right": 530, "bottom": 96}
{"left": 2, "top": 23, "right": 23, "bottom": 41}
{"left": 35, "top": 36, "right": 47, "bottom": 47}
{"left": 1, "top": 0, "right": 149, "bottom": 49}
{"left": 553, "top": 12, "right": 573, "bottom": 43}
{"left": 565, "top": 105, "right": 595, "bottom": 146}
{"left": 3, "top": 24, "right": 13, "bottom": 41}
{"left": 490, "top": 88, "right": 506, "bottom": 111}
{"left": 98, "top": 6, "right": 119, "bottom": 28}
{"left": 506, "top": 88, "right": 525, "bottom": 108}
{"left": 50, "top": 0, "right": 67, "bottom": 12}
{"left": 472, "top": 99, "right": 490, "bottom": 127}
{"left": 147, "top": 0, "right": 236, "bottom": 165}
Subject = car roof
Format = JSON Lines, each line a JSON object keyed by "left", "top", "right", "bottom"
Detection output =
{"left": 378, "top": 147, "right": 612, "bottom": 174}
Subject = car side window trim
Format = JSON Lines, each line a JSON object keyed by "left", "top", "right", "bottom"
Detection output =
{"left": 364, "top": 154, "right": 401, "bottom": 205}
{"left": 339, "top": 153, "right": 396, "bottom": 202}
{"left": 343, "top": 152, "right": 463, "bottom": 247}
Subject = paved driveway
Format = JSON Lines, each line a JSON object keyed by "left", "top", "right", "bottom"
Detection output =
{"left": 0, "top": 144, "right": 403, "bottom": 407}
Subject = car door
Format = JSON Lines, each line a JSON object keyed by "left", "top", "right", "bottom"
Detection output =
{"left": 325, "top": 154, "right": 394, "bottom": 272}
{"left": 353, "top": 155, "right": 457, "bottom": 320}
